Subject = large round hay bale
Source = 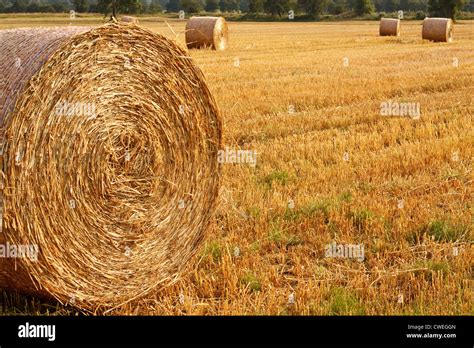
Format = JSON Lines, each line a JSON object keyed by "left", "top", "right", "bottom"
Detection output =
{"left": 422, "top": 17, "right": 453, "bottom": 42}
{"left": 185, "top": 16, "right": 228, "bottom": 50}
{"left": 0, "top": 24, "right": 222, "bottom": 310}
{"left": 379, "top": 18, "right": 400, "bottom": 36}
{"left": 121, "top": 15, "right": 139, "bottom": 24}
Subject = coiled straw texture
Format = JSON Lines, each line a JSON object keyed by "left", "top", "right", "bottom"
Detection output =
{"left": 0, "top": 23, "right": 222, "bottom": 311}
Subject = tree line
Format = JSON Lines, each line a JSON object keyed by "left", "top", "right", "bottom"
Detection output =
{"left": 150, "top": 0, "right": 469, "bottom": 18}
{"left": 0, "top": 0, "right": 470, "bottom": 19}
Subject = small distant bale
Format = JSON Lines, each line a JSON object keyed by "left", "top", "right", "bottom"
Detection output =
{"left": 379, "top": 18, "right": 400, "bottom": 36}
{"left": 185, "top": 16, "right": 228, "bottom": 50}
{"left": 422, "top": 17, "right": 453, "bottom": 42}
{"left": 121, "top": 16, "right": 139, "bottom": 24}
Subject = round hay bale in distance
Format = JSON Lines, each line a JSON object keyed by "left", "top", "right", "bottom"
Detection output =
{"left": 0, "top": 24, "right": 222, "bottom": 310}
{"left": 379, "top": 18, "right": 400, "bottom": 36}
{"left": 121, "top": 16, "right": 139, "bottom": 24}
{"left": 185, "top": 16, "right": 228, "bottom": 50}
{"left": 422, "top": 17, "right": 453, "bottom": 42}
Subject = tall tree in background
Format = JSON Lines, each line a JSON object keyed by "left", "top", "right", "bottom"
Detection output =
{"left": 384, "top": 0, "right": 399, "bottom": 11}
{"left": 264, "top": 0, "right": 290, "bottom": 16}
{"left": 148, "top": 0, "right": 162, "bottom": 12}
{"left": 220, "top": 0, "right": 239, "bottom": 11}
{"left": 205, "top": 0, "right": 219, "bottom": 11}
{"left": 156, "top": 0, "right": 167, "bottom": 7}
{"left": 239, "top": 0, "right": 250, "bottom": 11}
{"left": 229, "top": 0, "right": 240, "bottom": 10}
{"left": 248, "top": 0, "right": 263, "bottom": 12}
{"left": 219, "top": 0, "right": 228, "bottom": 10}
{"left": 166, "top": 0, "right": 180, "bottom": 11}
{"left": 428, "top": 0, "right": 466, "bottom": 18}
{"left": 181, "top": 0, "right": 202, "bottom": 12}
{"left": 330, "top": 0, "right": 348, "bottom": 13}
{"left": 9, "top": 0, "right": 28, "bottom": 11}
{"left": 399, "top": 0, "right": 411, "bottom": 9}
{"left": 73, "top": 0, "right": 89, "bottom": 12}
{"left": 354, "top": 0, "right": 375, "bottom": 14}
{"left": 298, "top": 0, "right": 327, "bottom": 18}
{"left": 97, "top": 0, "right": 141, "bottom": 16}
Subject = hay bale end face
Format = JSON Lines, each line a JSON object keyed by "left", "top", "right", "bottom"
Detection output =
{"left": 379, "top": 18, "right": 400, "bottom": 36}
{"left": 0, "top": 24, "right": 222, "bottom": 310}
{"left": 422, "top": 17, "right": 453, "bottom": 42}
{"left": 121, "top": 16, "right": 139, "bottom": 24}
{"left": 185, "top": 16, "right": 228, "bottom": 50}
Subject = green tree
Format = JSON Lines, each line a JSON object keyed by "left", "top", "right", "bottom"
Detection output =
{"left": 298, "top": 0, "right": 327, "bottom": 18}
{"left": 239, "top": 0, "right": 250, "bottom": 11}
{"left": 40, "top": 4, "right": 56, "bottom": 12}
{"left": 166, "top": 0, "right": 180, "bottom": 11}
{"left": 383, "top": 0, "right": 400, "bottom": 12}
{"left": 97, "top": 0, "right": 141, "bottom": 16}
{"left": 329, "top": 0, "right": 348, "bottom": 13}
{"left": 264, "top": 0, "right": 290, "bottom": 16}
{"left": 73, "top": 0, "right": 89, "bottom": 12}
{"left": 148, "top": 0, "right": 162, "bottom": 12}
{"left": 220, "top": 0, "right": 238, "bottom": 10}
{"left": 9, "top": 0, "right": 28, "bottom": 11}
{"left": 26, "top": 2, "right": 40, "bottom": 11}
{"left": 121, "top": 0, "right": 141, "bottom": 12}
{"left": 428, "top": 0, "right": 466, "bottom": 18}
{"left": 354, "top": 0, "right": 375, "bottom": 14}
{"left": 157, "top": 0, "right": 167, "bottom": 7}
{"left": 205, "top": 0, "right": 219, "bottom": 11}
{"left": 399, "top": 0, "right": 411, "bottom": 9}
{"left": 229, "top": 0, "right": 240, "bottom": 10}
{"left": 248, "top": 0, "right": 263, "bottom": 12}
{"left": 181, "top": 0, "right": 202, "bottom": 12}
{"left": 51, "top": 2, "right": 69, "bottom": 12}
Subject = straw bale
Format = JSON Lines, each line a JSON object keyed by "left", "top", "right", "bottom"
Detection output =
{"left": 379, "top": 18, "right": 400, "bottom": 36}
{"left": 121, "top": 16, "right": 139, "bottom": 24}
{"left": 422, "top": 18, "right": 453, "bottom": 42}
{"left": 0, "top": 24, "right": 222, "bottom": 310}
{"left": 185, "top": 16, "right": 228, "bottom": 50}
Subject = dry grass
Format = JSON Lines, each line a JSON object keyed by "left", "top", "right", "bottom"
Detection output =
{"left": 1, "top": 16, "right": 473, "bottom": 315}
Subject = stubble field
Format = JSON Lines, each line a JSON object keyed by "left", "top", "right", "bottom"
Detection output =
{"left": 1, "top": 16, "right": 473, "bottom": 315}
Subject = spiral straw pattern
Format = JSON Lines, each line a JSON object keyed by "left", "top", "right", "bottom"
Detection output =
{"left": 0, "top": 23, "right": 222, "bottom": 310}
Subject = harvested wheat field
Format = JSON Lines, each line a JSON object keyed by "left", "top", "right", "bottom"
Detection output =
{"left": 0, "top": 17, "right": 473, "bottom": 315}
